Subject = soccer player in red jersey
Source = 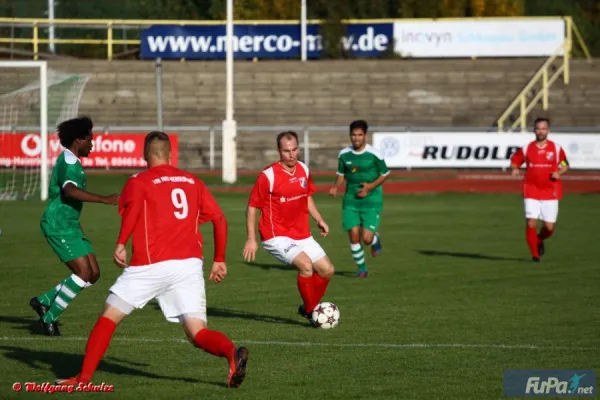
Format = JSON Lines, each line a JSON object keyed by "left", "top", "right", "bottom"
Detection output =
{"left": 243, "top": 131, "right": 335, "bottom": 324}
{"left": 510, "top": 118, "right": 569, "bottom": 262}
{"left": 56, "top": 131, "right": 248, "bottom": 388}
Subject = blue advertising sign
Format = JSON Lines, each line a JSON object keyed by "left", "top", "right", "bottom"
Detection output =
{"left": 342, "top": 24, "right": 392, "bottom": 57}
{"left": 140, "top": 23, "right": 393, "bottom": 60}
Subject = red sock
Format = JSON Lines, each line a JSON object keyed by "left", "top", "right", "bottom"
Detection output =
{"left": 526, "top": 227, "right": 539, "bottom": 258}
{"left": 297, "top": 274, "right": 317, "bottom": 314}
{"left": 312, "top": 273, "right": 331, "bottom": 304}
{"left": 539, "top": 227, "right": 554, "bottom": 240}
{"left": 79, "top": 316, "right": 117, "bottom": 383}
{"left": 194, "top": 329, "right": 235, "bottom": 366}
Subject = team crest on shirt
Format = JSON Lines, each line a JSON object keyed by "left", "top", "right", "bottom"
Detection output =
{"left": 351, "top": 166, "right": 359, "bottom": 173}
{"left": 546, "top": 152, "right": 554, "bottom": 160}
{"left": 299, "top": 177, "right": 307, "bottom": 188}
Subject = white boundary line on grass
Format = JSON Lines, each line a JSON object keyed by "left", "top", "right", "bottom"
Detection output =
{"left": 0, "top": 336, "right": 596, "bottom": 351}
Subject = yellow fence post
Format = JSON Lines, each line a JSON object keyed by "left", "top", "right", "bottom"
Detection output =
{"left": 33, "top": 21, "right": 39, "bottom": 60}
{"left": 520, "top": 95, "right": 526, "bottom": 133}
{"left": 564, "top": 42, "right": 570, "bottom": 85}
{"left": 564, "top": 17, "right": 571, "bottom": 84}
{"left": 107, "top": 21, "right": 113, "bottom": 61}
{"left": 542, "top": 68, "right": 548, "bottom": 110}
{"left": 571, "top": 20, "right": 592, "bottom": 61}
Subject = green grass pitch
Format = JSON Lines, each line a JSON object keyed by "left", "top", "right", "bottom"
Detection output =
{"left": 0, "top": 175, "right": 598, "bottom": 399}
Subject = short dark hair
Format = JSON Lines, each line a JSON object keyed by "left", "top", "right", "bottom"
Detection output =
{"left": 57, "top": 116, "right": 93, "bottom": 148}
{"left": 350, "top": 120, "right": 368, "bottom": 134}
{"left": 534, "top": 117, "right": 550, "bottom": 127}
{"left": 276, "top": 131, "right": 299, "bottom": 149}
{"left": 144, "top": 131, "right": 171, "bottom": 159}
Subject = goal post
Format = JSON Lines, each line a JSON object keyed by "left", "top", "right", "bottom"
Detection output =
{"left": 0, "top": 60, "right": 90, "bottom": 201}
{"left": 0, "top": 61, "right": 47, "bottom": 200}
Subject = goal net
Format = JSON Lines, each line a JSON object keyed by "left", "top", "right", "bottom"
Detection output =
{"left": 0, "top": 61, "right": 90, "bottom": 201}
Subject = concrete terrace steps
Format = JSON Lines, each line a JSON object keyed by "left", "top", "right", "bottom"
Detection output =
{"left": 38, "top": 58, "right": 552, "bottom": 128}
{"left": 0, "top": 58, "right": 597, "bottom": 169}
{"left": 504, "top": 59, "right": 600, "bottom": 127}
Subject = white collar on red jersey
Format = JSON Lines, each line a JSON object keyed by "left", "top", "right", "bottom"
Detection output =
{"left": 277, "top": 161, "right": 296, "bottom": 176}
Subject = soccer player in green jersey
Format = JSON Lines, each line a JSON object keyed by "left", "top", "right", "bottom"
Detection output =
{"left": 329, "top": 120, "right": 389, "bottom": 278}
{"left": 30, "top": 116, "right": 119, "bottom": 336}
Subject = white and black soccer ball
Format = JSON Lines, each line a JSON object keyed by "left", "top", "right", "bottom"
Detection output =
{"left": 311, "top": 302, "right": 340, "bottom": 329}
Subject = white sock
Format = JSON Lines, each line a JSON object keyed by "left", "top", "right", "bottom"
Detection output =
{"left": 84, "top": 282, "right": 93, "bottom": 288}
{"left": 350, "top": 243, "right": 366, "bottom": 269}
{"left": 371, "top": 235, "right": 379, "bottom": 246}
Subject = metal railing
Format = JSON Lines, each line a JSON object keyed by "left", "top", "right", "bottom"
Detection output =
{"left": 496, "top": 17, "right": 591, "bottom": 133}
{"left": 0, "top": 16, "right": 367, "bottom": 60}
{"left": 0, "top": 16, "right": 590, "bottom": 61}
{"left": 2, "top": 124, "right": 599, "bottom": 171}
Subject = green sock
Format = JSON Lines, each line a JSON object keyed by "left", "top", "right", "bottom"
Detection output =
{"left": 37, "top": 283, "right": 63, "bottom": 306}
{"left": 350, "top": 243, "right": 367, "bottom": 272}
{"left": 42, "top": 274, "right": 86, "bottom": 323}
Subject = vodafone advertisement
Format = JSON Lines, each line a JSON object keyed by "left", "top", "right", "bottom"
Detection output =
{"left": 0, "top": 133, "right": 179, "bottom": 168}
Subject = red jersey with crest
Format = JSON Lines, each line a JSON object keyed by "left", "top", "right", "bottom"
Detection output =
{"left": 248, "top": 161, "right": 316, "bottom": 241}
{"left": 510, "top": 140, "right": 568, "bottom": 200}
{"left": 117, "top": 164, "right": 227, "bottom": 267}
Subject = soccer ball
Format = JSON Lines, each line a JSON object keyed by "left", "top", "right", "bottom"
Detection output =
{"left": 311, "top": 302, "right": 340, "bottom": 329}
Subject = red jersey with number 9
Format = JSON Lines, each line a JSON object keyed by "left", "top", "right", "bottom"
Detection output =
{"left": 510, "top": 140, "right": 568, "bottom": 200}
{"left": 117, "top": 164, "right": 227, "bottom": 267}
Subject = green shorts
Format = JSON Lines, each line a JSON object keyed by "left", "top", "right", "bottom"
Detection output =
{"left": 342, "top": 208, "right": 381, "bottom": 232}
{"left": 45, "top": 233, "right": 94, "bottom": 263}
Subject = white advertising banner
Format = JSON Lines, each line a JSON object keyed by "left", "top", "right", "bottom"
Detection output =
{"left": 393, "top": 19, "right": 565, "bottom": 58}
{"left": 372, "top": 132, "right": 600, "bottom": 170}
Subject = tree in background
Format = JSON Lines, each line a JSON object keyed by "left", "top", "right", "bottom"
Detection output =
{"left": 210, "top": 0, "right": 303, "bottom": 19}
{"left": 396, "top": 0, "right": 524, "bottom": 18}
{"left": 467, "top": 0, "right": 524, "bottom": 17}
{"left": 525, "top": 0, "right": 600, "bottom": 57}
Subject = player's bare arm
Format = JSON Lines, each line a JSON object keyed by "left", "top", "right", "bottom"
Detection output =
{"left": 209, "top": 262, "right": 227, "bottom": 283}
{"left": 357, "top": 173, "right": 389, "bottom": 198}
{"left": 329, "top": 174, "right": 345, "bottom": 197}
{"left": 308, "top": 197, "right": 329, "bottom": 237}
{"left": 63, "top": 182, "right": 119, "bottom": 205}
{"left": 113, "top": 244, "right": 127, "bottom": 268}
{"left": 243, "top": 206, "right": 259, "bottom": 261}
{"left": 511, "top": 161, "right": 523, "bottom": 177}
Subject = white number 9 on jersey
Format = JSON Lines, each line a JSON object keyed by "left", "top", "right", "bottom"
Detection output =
{"left": 171, "top": 188, "right": 188, "bottom": 219}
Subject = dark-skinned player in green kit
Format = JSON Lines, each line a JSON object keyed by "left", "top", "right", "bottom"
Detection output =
{"left": 30, "top": 116, "right": 119, "bottom": 336}
{"left": 329, "top": 120, "right": 390, "bottom": 278}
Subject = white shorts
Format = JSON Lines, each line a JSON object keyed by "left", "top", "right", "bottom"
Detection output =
{"left": 262, "top": 236, "right": 326, "bottom": 266}
{"left": 524, "top": 199, "right": 559, "bottom": 223}
{"left": 108, "top": 258, "right": 206, "bottom": 323}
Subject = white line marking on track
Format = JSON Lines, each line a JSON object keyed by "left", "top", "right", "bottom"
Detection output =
{"left": 0, "top": 336, "right": 596, "bottom": 351}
